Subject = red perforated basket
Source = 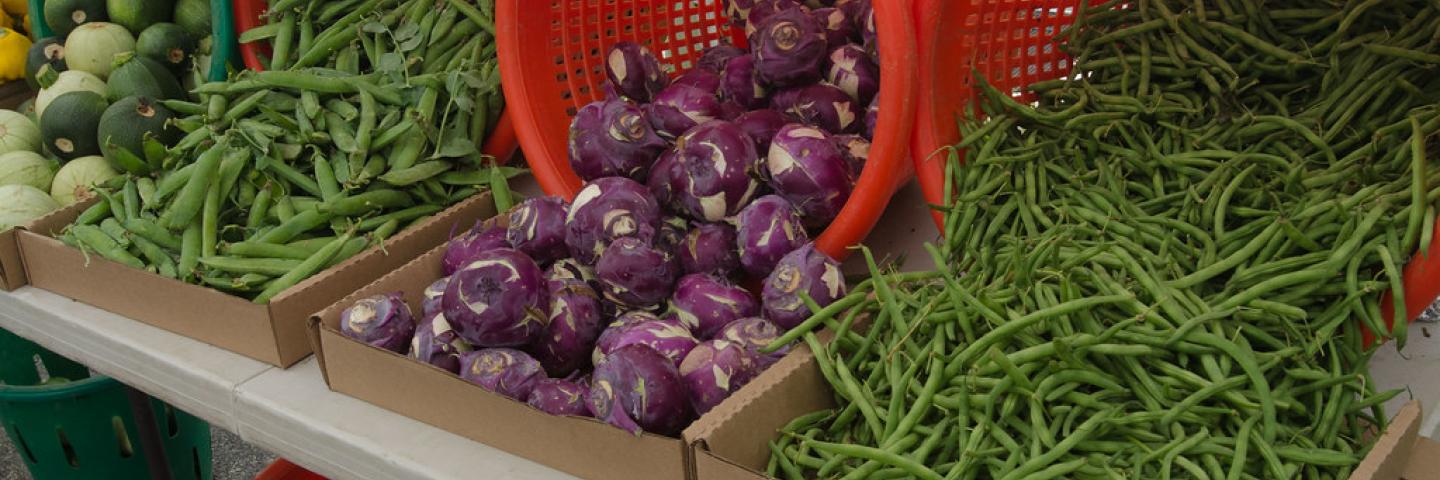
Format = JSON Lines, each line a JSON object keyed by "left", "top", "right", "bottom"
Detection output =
{"left": 231, "top": 0, "right": 519, "bottom": 162}
{"left": 497, "top": 0, "right": 918, "bottom": 260}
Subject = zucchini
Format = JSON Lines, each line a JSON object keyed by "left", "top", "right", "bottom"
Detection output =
{"left": 106, "top": 0, "right": 175, "bottom": 33}
{"left": 136, "top": 22, "right": 195, "bottom": 75}
{"left": 107, "top": 53, "right": 186, "bottom": 101}
{"left": 40, "top": 91, "right": 109, "bottom": 161}
{"left": 99, "top": 96, "right": 181, "bottom": 175}
{"left": 43, "top": 0, "right": 108, "bottom": 38}
{"left": 24, "top": 38, "right": 67, "bottom": 91}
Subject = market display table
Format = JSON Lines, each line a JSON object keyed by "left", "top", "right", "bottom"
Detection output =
{"left": 0, "top": 287, "right": 573, "bottom": 480}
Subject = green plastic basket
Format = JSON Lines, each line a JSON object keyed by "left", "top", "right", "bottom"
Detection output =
{"left": 0, "top": 329, "right": 214, "bottom": 480}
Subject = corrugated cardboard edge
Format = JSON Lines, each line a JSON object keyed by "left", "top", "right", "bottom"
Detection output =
{"left": 2, "top": 198, "right": 97, "bottom": 291}
{"left": 310, "top": 229, "right": 699, "bottom": 480}
{"left": 19, "top": 192, "right": 494, "bottom": 368}
{"left": 1352, "top": 401, "right": 1422, "bottom": 480}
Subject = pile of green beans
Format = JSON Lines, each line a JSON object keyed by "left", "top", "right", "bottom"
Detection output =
{"left": 60, "top": 0, "right": 513, "bottom": 304}
{"left": 765, "top": 0, "right": 1439, "bottom": 478}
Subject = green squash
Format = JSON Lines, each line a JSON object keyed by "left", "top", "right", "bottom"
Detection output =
{"left": 65, "top": 22, "right": 136, "bottom": 79}
{"left": 173, "top": 0, "right": 210, "bottom": 38}
{"left": 43, "top": 0, "right": 108, "bottom": 38}
{"left": 99, "top": 96, "right": 180, "bottom": 175}
{"left": 106, "top": 0, "right": 174, "bottom": 34}
{"left": 136, "top": 22, "right": 195, "bottom": 75}
{"left": 40, "top": 91, "right": 109, "bottom": 161}
{"left": 24, "top": 38, "right": 66, "bottom": 91}
{"left": 107, "top": 54, "right": 186, "bottom": 101}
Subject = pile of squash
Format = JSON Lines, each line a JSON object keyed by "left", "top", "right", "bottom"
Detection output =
{"left": 0, "top": 0, "right": 33, "bottom": 83}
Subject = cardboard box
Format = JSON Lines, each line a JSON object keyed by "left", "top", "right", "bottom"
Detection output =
{"left": 18, "top": 192, "right": 497, "bottom": 367}
{"left": 688, "top": 343, "right": 1438, "bottom": 480}
{"left": 311, "top": 228, "right": 698, "bottom": 480}
{"left": 1, "top": 199, "right": 97, "bottom": 291}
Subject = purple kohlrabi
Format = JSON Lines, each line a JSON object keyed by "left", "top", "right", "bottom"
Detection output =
{"left": 596, "top": 237, "right": 679, "bottom": 309}
{"left": 593, "top": 311, "right": 665, "bottom": 364}
{"left": 565, "top": 177, "right": 662, "bottom": 265}
{"left": 733, "top": 109, "right": 790, "bottom": 153}
{"left": 697, "top": 45, "right": 746, "bottom": 72}
{"left": 527, "top": 379, "right": 592, "bottom": 417}
{"left": 547, "top": 258, "right": 597, "bottom": 286}
{"left": 534, "top": 278, "right": 605, "bottom": 376}
{"left": 679, "top": 222, "right": 741, "bottom": 278}
{"left": 657, "top": 215, "right": 690, "bottom": 251}
{"left": 669, "top": 274, "right": 759, "bottom": 340}
{"left": 568, "top": 99, "right": 668, "bottom": 181}
{"left": 340, "top": 292, "right": 416, "bottom": 354}
{"left": 717, "top": 317, "right": 790, "bottom": 367}
{"left": 442, "top": 224, "right": 508, "bottom": 276}
{"left": 735, "top": 195, "right": 809, "bottom": 278}
{"left": 644, "top": 84, "right": 723, "bottom": 139}
{"left": 864, "top": 92, "right": 879, "bottom": 140}
{"left": 410, "top": 311, "right": 473, "bottom": 374}
{"left": 771, "top": 83, "right": 864, "bottom": 134}
{"left": 460, "top": 348, "right": 548, "bottom": 401}
{"left": 507, "top": 196, "right": 570, "bottom": 264}
{"left": 766, "top": 124, "right": 854, "bottom": 228}
{"left": 832, "top": 134, "right": 870, "bottom": 177}
{"left": 761, "top": 243, "right": 847, "bottom": 329}
{"left": 752, "top": 7, "right": 827, "bottom": 88}
{"left": 746, "top": 0, "right": 806, "bottom": 41}
{"left": 587, "top": 344, "right": 692, "bottom": 435}
{"left": 592, "top": 319, "right": 699, "bottom": 367}
{"left": 720, "top": 55, "right": 768, "bottom": 109}
{"left": 727, "top": 0, "right": 759, "bottom": 26}
{"left": 859, "top": 5, "right": 877, "bottom": 51}
{"left": 671, "top": 69, "right": 721, "bottom": 94}
{"left": 422, "top": 277, "right": 449, "bottom": 317}
{"left": 812, "top": 7, "right": 855, "bottom": 49}
{"left": 827, "top": 44, "right": 880, "bottom": 106}
{"left": 442, "top": 248, "right": 549, "bottom": 347}
{"left": 647, "top": 148, "right": 681, "bottom": 210}
{"left": 679, "top": 340, "right": 760, "bottom": 415}
{"left": 605, "top": 42, "right": 669, "bottom": 103}
{"left": 664, "top": 121, "right": 764, "bottom": 222}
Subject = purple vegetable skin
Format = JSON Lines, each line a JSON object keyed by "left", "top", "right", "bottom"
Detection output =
{"left": 547, "top": 258, "right": 597, "bottom": 285}
{"left": 679, "top": 222, "right": 741, "bottom": 278}
{"left": 422, "top": 277, "right": 449, "bottom": 317}
{"left": 717, "top": 317, "right": 790, "bottom": 367}
{"left": 762, "top": 243, "right": 847, "bottom": 329}
{"left": 670, "top": 274, "right": 759, "bottom": 339}
{"left": 340, "top": 292, "right": 416, "bottom": 354}
{"left": 752, "top": 7, "right": 827, "bottom": 87}
{"left": 672, "top": 69, "right": 721, "bottom": 94}
{"left": 666, "top": 121, "right": 763, "bottom": 222}
{"left": 411, "top": 311, "right": 473, "bottom": 373}
{"left": 864, "top": 92, "right": 879, "bottom": 140}
{"left": 568, "top": 99, "right": 668, "bottom": 181}
{"left": 720, "top": 55, "right": 768, "bottom": 109}
{"left": 719, "top": 101, "right": 746, "bottom": 121}
{"left": 833, "top": 134, "right": 870, "bottom": 176}
{"left": 680, "top": 340, "right": 760, "bottom": 415}
{"left": 592, "top": 311, "right": 666, "bottom": 363}
{"left": 587, "top": 344, "right": 692, "bottom": 435}
{"left": 507, "top": 197, "right": 570, "bottom": 264}
{"left": 771, "top": 83, "right": 864, "bottom": 134}
{"left": 593, "top": 319, "right": 699, "bottom": 367}
{"left": 859, "top": 6, "right": 877, "bottom": 51}
{"left": 767, "top": 124, "right": 854, "bottom": 228}
{"left": 442, "top": 248, "right": 549, "bottom": 347}
{"left": 442, "top": 224, "right": 508, "bottom": 276}
{"left": 596, "top": 237, "right": 679, "bottom": 309}
{"left": 658, "top": 215, "right": 690, "bottom": 251}
{"left": 735, "top": 195, "right": 809, "bottom": 278}
{"left": 647, "top": 148, "right": 681, "bottom": 210}
{"left": 746, "top": 0, "right": 806, "bottom": 41}
{"left": 644, "top": 84, "right": 723, "bottom": 139}
{"left": 827, "top": 44, "right": 880, "bottom": 106}
{"left": 812, "top": 7, "right": 855, "bottom": 49}
{"left": 697, "top": 45, "right": 746, "bottom": 72}
{"left": 605, "top": 42, "right": 669, "bottom": 103}
{"left": 734, "top": 109, "right": 790, "bottom": 153}
{"left": 534, "top": 279, "right": 605, "bottom": 376}
{"left": 460, "top": 348, "right": 548, "bottom": 401}
{"left": 565, "top": 177, "right": 662, "bottom": 265}
{"left": 527, "top": 379, "right": 592, "bottom": 417}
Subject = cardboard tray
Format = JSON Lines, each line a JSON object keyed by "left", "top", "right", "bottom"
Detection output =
{"left": 309, "top": 212, "right": 821, "bottom": 480}
{"left": 18, "top": 192, "right": 497, "bottom": 368}
{"left": 688, "top": 343, "right": 1438, "bottom": 480}
{"left": 1, "top": 199, "right": 96, "bottom": 291}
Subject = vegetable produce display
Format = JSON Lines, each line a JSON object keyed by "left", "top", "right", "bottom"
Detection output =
{"left": 765, "top": 1, "right": 1440, "bottom": 479}
{"left": 44, "top": 0, "right": 511, "bottom": 304}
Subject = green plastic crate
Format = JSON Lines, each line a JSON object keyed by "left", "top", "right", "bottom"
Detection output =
{"left": 0, "top": 329, "right": 213, "bottom": 480}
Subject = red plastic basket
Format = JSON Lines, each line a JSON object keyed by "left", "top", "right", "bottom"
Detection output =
{"left": 497, "top": 0, "right": 918, "bottom": 260}
{"left": 255, "top": 459, "right": 326, "bottom": 480}
{"left": 230, "top": 0, "right": 519, "bottom": 163}
{"left": 912, "top": 0, "right": 1079, "bottom": 230}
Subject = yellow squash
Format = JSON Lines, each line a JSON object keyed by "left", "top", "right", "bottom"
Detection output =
{"left": 0, "top": 27, "right": 31, "bottom": 81}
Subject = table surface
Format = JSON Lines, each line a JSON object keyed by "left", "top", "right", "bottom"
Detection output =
{"left": 1, "top": 182, "right": 1437, "bottom": 479}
